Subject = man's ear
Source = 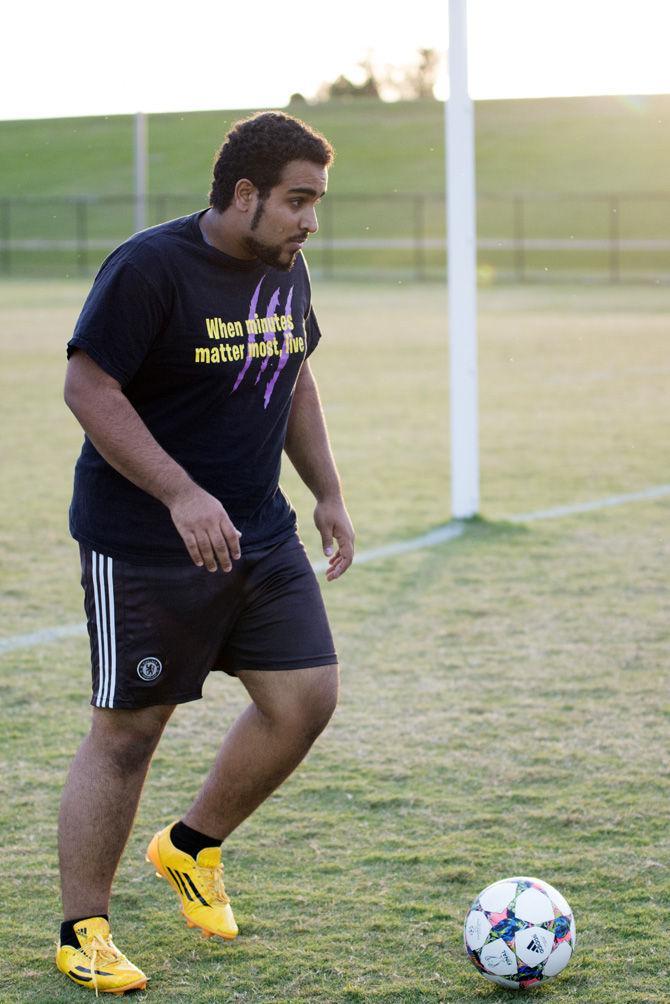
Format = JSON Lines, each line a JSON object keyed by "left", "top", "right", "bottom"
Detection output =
{"left": 233, "top": 178, "right": 257, "bottom": 214}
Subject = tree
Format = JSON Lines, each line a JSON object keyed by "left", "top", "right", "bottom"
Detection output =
{"left": 379, "top": 48, "right": 441, "bottom": 100}
{"left": 314, "top": 49, "right": 440, "bottom": 103}
{"left": 414, "top": 48, "right": 440, "bottom": 100}
{"left": 324, "top": 71, "right": 380, "bottom": 100}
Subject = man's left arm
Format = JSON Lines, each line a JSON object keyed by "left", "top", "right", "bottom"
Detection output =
{"left": 284, "top": 361, "right": 355, "bottom": 581}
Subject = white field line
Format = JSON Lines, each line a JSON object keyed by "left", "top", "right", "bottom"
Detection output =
{"left": 0, "top": 623, "right": 88, "bottom": 654}
{"left": 508, "top": 483, "right": 670, "bottom": 523}
{"left": 2, "top": 483, "right": 669, "bottom": 657}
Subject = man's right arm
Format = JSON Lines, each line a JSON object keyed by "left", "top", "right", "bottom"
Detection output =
{"left": 64, "top": 349, "right": 241, "bottom": 572}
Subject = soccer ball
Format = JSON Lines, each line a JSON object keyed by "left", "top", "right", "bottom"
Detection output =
{"left": 464, "top": 876, "right": 576, "bottom": 990}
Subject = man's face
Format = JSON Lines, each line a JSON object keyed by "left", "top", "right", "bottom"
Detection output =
{"left": 243, "top": 160, "right": 328, "bottom": 271}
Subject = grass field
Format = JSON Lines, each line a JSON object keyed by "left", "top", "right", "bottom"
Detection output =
{"left": 1, "top": 279, "right": 669, "bottom": 1002}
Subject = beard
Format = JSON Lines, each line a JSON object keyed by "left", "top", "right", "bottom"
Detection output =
{"left": 244, "top": 234, "right": 298, "bottom": 272}
{"left": 245, "top": 199, "right": 301, "bottom": 271}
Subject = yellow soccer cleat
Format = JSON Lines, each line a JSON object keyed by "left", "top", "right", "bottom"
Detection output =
{"left": 55, "top": 916, "right": 148, "bottom": 995}
{"left": 146, "top": 823, "right": 238, "bottom": 941}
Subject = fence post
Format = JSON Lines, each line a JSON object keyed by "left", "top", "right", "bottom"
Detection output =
{"left": 414, "top": 195, "right": 426, "bottom": 280}
{"left": 513, "top": 196, "right": 525, "bottom": 281}
{"left": 321, "top": 195, "right": 333, "bottom": 279}
{"left": 1, "top": 199, "right": 10, "bottom": 276}
{"left": 75, "top": 198, "right": 88, "bottom": 276}
{"left": 609, "top": 195, "right": 620, "bottom": 284}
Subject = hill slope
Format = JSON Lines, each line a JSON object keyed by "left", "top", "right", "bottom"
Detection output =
{"left": 1, "top": 95, "right": 668, "bottom": 199}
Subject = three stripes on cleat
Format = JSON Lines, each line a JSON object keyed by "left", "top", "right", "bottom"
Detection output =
{"left": 148, "top": 855, "right": 215, "bottom": 938}
{"left": 146, "top": 856, "right": 210, "bottom": 906}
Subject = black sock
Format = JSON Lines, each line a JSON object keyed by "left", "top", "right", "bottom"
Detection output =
{"left": 171, "top": 820, "right": 223, "bottom": 859}
{"left": 60, "top": 914, "right": 109, "bottom": 949}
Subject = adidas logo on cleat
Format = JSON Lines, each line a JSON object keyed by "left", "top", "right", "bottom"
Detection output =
{"left": 55, "top": 916, "right": 148, "bottom": 994}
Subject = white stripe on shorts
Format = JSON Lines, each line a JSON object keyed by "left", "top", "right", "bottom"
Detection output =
{"left": 91, "top": 551, "right": 116, "bottom": 708}
{"left": 91, "top": 551, "right": 105, "bottom": 706}
{"left": 106, "top": 556, "right": 117, "bottom": 707}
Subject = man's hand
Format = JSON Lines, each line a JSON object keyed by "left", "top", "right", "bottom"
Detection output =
{"left": 314, "top": 497, "right": 355, "bottom": 581}
{"left": 284, "top": 363, "right": 354, "bottom": 581}
{"left": 169, "top": 483, "right": 242, "bottom": 573}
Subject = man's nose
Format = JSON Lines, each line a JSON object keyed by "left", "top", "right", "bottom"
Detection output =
{"left": 301, "top": 206, "right": 319, "bottom": 235}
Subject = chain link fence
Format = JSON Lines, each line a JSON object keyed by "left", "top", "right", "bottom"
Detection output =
{"left": 1, "top": 191, "right": 669, "bottom": 283}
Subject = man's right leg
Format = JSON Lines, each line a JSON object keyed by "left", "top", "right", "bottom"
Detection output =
{"left": 59, "top": 703, "right": 175, "bottom": 919}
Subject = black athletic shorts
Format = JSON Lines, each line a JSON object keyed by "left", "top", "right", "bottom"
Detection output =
{"left": 79, "top": 534, "right": 337, "bottom": 709}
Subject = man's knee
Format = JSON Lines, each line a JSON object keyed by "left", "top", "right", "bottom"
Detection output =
{"left": 89, "top": 704, "right": 175, "bottom": 774}
{"left": 295, "top": 664, "right": 339, "bottom": 740}
{"left": 247, "top": 664, "right": 339, "bottom": 743}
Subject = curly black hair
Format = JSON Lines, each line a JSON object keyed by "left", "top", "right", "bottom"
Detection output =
{"left": 208, "top": 111, "right": 335, "bottom": 213}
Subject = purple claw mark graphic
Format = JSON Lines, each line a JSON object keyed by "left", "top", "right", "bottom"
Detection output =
{"left": 232, "top": 277, "right": 300, "bottom": 408}
{"left": 255, "top": 287, "right": 282, "bottom": 385}
{"left": 264, "top": 286, "right": 294, "bottom": 409}
{"left": 232, "top": 274, "right": 265, "bottom": 393}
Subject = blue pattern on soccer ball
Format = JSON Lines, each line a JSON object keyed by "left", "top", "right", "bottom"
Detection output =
{"left": 552, "top": 915, "right": 571, "bottom": 938}
{"left": 518, "top": 965, "right": 544, "bottom": 980}
{"left": 491, "top": 916, "right": 526, "bottom": 941}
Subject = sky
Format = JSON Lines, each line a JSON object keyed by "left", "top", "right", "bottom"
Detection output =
{"left": 2, "top": 0, "right": 669, "bottom": 121}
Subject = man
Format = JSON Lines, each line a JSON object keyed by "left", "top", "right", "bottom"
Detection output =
{"left": 56, "top": 111, "right": 354, "bottom": 995}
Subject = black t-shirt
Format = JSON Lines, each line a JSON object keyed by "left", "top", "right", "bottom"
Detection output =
{"left": 67, "top": 210, "right": 321, "bottom": 564}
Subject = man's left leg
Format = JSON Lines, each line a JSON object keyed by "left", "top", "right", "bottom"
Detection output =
{"left": 146, "top": 664, "right": 338, "bottom": 937}
{"left": 185, "top": 663, "right": 339, "bottom": 837}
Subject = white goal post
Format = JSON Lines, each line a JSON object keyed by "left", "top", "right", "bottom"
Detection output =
{"left": 447, "top": 0, "right": 480, "bottom": 518}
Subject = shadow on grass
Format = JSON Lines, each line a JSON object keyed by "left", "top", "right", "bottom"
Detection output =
{"left": 454, "top": 514, "right": 530, "bottom": 540}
